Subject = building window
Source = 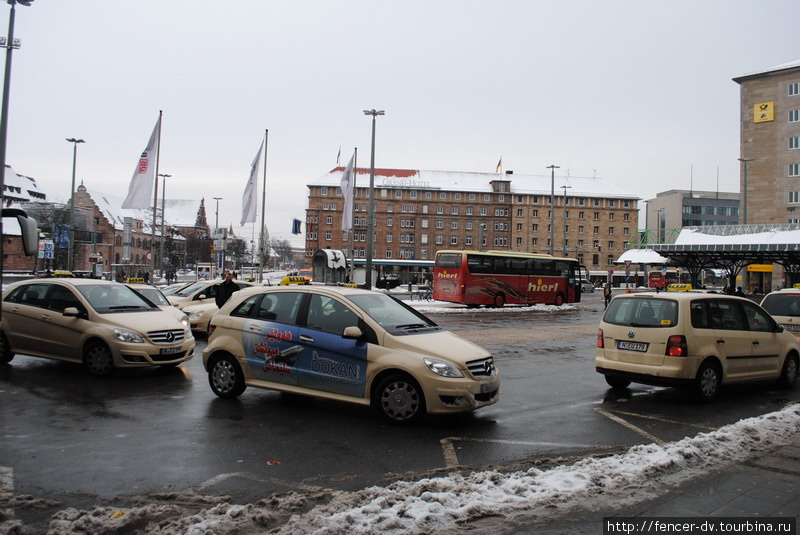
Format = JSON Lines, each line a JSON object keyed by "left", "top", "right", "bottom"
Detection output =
{"left": 533, "top": 209, "right": 538, "bottom": 217}
{"left": 451, "top": 221, "right": 458, "bottom": 229}
{"left": 395, "top": 190, "right": 402, "bottom": 198}
{"left": 451, "top": 206, "right": 459, "bottom": 215}
{"left": 436, "top": 206, "right": 444, "bottom": 214}
{"left": 410, "top": 190, "right": 418, "bottom": 199}
{"left": 608, "top": 213, "right": 615, "bottom": 221}
{"left": 516, "top": 223, "right": 523, "bottom": 231}
{"left": 421, "top": 219, "right": 429, "bottom": 228}
{"left": 532, "top": 223, "right": 539, "bottom": 231}
{"left": 578, "top": 239, "right": 584, "bottom": 247}
{"left": 387, "top": 217, "right": 393, "bottom": 227}
{"left": 421, "top": 234, "right": 428, "bottom": 244}
{"left": 469, "top": 193, "right": 476, "bottom": 200}
{"left": 790, "top": 109, "right": 799, "bottom": 123}
{"left": 623, "top": 227, "right": 630, "bottom": 235}
{"left": 592, "top": 254, "right": 599, "bottom": 265}
{"left": 790, "top": 191, "right": 800, "bottom": 204}
{"left": 593, "top": 212, "right": 600, "bottom": 220}
{"left": 493, "top": 237, "right": 508, "bottom": 247}
{"left": 578, "top": 211, "right": 585, "bottom": 220}
{"left": 624, "top": 213, "right": 630, "bottom": 221}
{"left": 578, "top": 225, "right": 584, "bottom": 233}
{"left": 608, "top": 226, "right": 614, "bottom": 234}
{"left": 323, "top": 202, "right": 329, "bottom": 210}
{"left": 790, "top": 82, "right": 800, "bottom": 96}
{"left": 480, "top": 207, "right": 488, "bottom": 216}
{"left": 381, "top": 190, "right": 388, "bottom": 198}
{"left": 790, "top": 164, "right": 800, "bottom": 177}
{"left": 385, "top": 249, "right": 392, "bottom": 258}
{"left": 466, "top": 206, "right": 473, "bottom": 215}
{"left": 607, "top": 255, "right": 614, "bottom": 266}
{"left": 609, "top": 240, "right": 615, "bottom": 249}
{"left": 387, "top": 204, "right": 393, "bottom": 212}
{"left": 326, "top": 216, "right": 333, "bottom": 225}
{"left": 516, "top": 237, "right": 522, "bottom": 245}
{"left": 516, "top": 208, "right": 523, "bottom": 217}
{"left": 450, "top": 236, "right": 458, "bottom": 245}
{"left": 465, "top": 236, "right": 472, "bottom": 246}
{"left": 532, "top": 238, "right": 538, "bottom": 246}
{"left": 425, "top": 191, "right": 432, "bottom": 199}
{"left": 435, "top": 235, "right": 444, "bottom": 245}
{"left": 593, "top": 226, "right": 600, "bottom": 234}
{"left": 454, "top": 192, "right": 461, "bottom": 200}
{"left": 436, "top": 220, "right": 444, "bottom": 229}
{"left": 421, "top": 249, "right": 428, "bottom": 259}
{"left": 791, "top": 137, "right": 800, "bottom": 150}
{"left": 422, "top": 205, "right": 429, "bottom": 214}
{"left": 386, "top": 232, "right": 392, "bottom": 243}
{"left": 320, "top": 187, "right": 328, "bottom": 195}
{"left": 440, "top": 192, "right": 447, "bottom": 200}
{"left": 325, "top": 230, "right": 332, "bottom": 241}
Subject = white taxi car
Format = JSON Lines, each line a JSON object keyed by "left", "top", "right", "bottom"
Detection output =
{"left": 127, "top": 283, "right": 190, "bottom": 328}
{"left": 596, "top": 292, "right": 799, "bottom": 400}
{"left": 167, "top": 279, "right": 254, "bottom": 310}
{"left": 2, "top": 279, "right": 194, "bottom": 376}
{"left": 203, "top": 285, "right": 500, "bottom": 424}
{"left": 760, "top": 288, "right": 800, "bottom": 337}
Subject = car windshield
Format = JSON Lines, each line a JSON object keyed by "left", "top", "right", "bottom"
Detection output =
{"left": 173, "top": 281, "right": 209, "bottom": 297}
{"left": 77, "top": 284, "right": 157, "bottom": 314}
{"left": 348, "top": 293, "right": 439, "bottom": 334}
{"left": 161, "top": 283, "right": 189, "bottom": 296}
{"left": 134, "top": 288, "right": 170, "bottom": 306}
{"left": 603, "top": 297, "right": 678, "bottom": 328}
{"left": 761, "top": 293, "right": 800, "bottom": 317}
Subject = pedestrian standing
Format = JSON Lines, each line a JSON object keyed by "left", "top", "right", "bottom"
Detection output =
{"left": 603, "top": 282, "right": 613, "bottom": 309}
{"left": 215, "top": 271, "right": 240, "bottom": 308}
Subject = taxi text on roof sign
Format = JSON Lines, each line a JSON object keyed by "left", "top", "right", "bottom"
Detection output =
{"left": 667, "top": 283, "right": 693, "bottom": 292}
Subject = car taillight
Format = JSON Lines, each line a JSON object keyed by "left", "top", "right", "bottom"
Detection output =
{"left": 208, "top": 324, "right": 216, "bottom": 336}
{"left": 597, "top": 328, "right": 604, "bottom": 348}
{"left": 666, "top": 335, "right": 687, "bottom": 356}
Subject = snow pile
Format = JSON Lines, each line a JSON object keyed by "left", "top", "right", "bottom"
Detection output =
{"left": 27, "top": 403, "right": 799, "bottom": 535}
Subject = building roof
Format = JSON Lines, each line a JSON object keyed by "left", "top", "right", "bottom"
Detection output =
{"left": 3, "top": 165, "right": 46, "bottom": 202}
{"left": 85, "top": 186, "right": 202, "bottom": 234}
{"left": 733, "top": 58, "right": 800, "bottom": 82}
{"left": 310, "top": 168, "right": 639, "bottom": 200}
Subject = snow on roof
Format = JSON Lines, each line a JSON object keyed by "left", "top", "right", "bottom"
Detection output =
{"left": 616, "top": 248, "right": 669, "bottom": 264}
{"left": 674, "top": 224, "right": 800, "bottom": 245}
{"left": 735, "top": 58, "right": 800, "bottom": 80}
{"left": 310, "top": 168, "right": 639, "bottom": 200}
{"left": 4, "top": 165, "right": 45, "bottom": 202}
{"left": 87, "top": 187, "right": 200, "bottom": 233}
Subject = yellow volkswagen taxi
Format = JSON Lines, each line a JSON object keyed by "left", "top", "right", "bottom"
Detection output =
{"left": 596, "top": 292, "right": 799, "bottom": 400}
{"left": 203, "top": 285, "right": 500, "bottom": 424}
{"left": 2, "top": 279, "right": 194, "bottom": 376}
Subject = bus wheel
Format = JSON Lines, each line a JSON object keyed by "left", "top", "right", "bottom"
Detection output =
{"left": 554, "top": 293, "right": 564, "bottom": 306}
{"left": 493, "top": 293, "right": 505, "bottom": 308}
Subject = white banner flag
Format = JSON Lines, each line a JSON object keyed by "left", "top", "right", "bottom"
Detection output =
{"left": 340, "top": 153, "right": 355, "bottom": 231}
{"left": 122, "top": 116, "right": 161, "bottom": 209}
{"left": 241, "top": 141, "right": 262, "bottom": 226}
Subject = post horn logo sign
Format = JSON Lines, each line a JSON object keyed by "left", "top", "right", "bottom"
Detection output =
{"left": 753, "top": 101, "right": 774, "bottom": 123}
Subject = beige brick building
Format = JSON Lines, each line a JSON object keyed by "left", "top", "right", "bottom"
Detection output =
{"left": 306, "top": 168, "right": 639, "bottom": 270}
{"left": 733, "top": 59, "right": 800, "bottom": 224}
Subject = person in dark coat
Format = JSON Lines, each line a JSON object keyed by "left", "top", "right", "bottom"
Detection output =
{"left": 215, "top": 271, "right": 239, "bottom": 308}
{"left": 734, "top": 286, "right": 746, "bottom": 297}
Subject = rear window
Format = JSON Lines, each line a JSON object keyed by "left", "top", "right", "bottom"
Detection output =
{"left": 435, "top": 253, "right": 463, "bottom": 269}
{"left": 603, "top": 297, "right": 678, "bottom": 328}
{"left": 761, "top": 293, "right": 800, "bottom": 317}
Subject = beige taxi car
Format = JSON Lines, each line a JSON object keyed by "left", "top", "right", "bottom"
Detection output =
{"left": 203, "top": 285, "right": 500, "bottom": 424}
{"left": 167, "top": 279, "right": 254, "bottom": 310}
{"left": 127, "top": 283, "right": 190, "bottom": 328}
{"left": 1, "top": 279, "right": 195, "bottom": 376}
{"left": 760, "top": 288, "right": 800, "bottom": 337}
{"left": 596, "top": 292, "right": 799, "bottom": 400}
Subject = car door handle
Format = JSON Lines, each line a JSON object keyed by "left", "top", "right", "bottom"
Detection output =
{"left": 41, "top": 314, "right": 51, "bottom": 320}
{"left": 716, "top": 339, "right": 725, "bottom": 344}
{"left": 299, "top": 335, "right": 314, "bottom": 342}
{"left": 248, "top": 325, "right": 262, "bottom": 332}
{"left": 752, "top": 340, "right": 759, "bottom": 345}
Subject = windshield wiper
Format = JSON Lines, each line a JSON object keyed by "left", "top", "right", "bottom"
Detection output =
{"left": 108, "top": 305, "right": 149, "bottom": 310}
{"left": 395, "top": 323, "right": 431, "bottom": 330}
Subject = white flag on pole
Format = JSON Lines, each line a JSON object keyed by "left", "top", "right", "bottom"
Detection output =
{"left": 122, "top": 116, "right": 161, "bottom": 209}
{"left": 340, "top": 153, "right": 355, "bottom": 231}
{"left": 241, "top": 141, "right": 262, "bottom": 226}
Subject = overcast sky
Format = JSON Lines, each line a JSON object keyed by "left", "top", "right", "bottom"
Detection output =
{"left": 4, "top": 0, "right": 799, "bottom": 247}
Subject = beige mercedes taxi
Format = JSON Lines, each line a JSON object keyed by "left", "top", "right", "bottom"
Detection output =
{"left": 167, "top": 279, "right": 254, "bottom": 310}
{"left": 2, "top": 279, "right": 194, "bottom": 376}
{"left": 760, "top": 288, "right": 800, "bottom": 338}
{"left": 596, "top": 291, "right": 799, "bottom": 400}
{"left": 203, "top": 285, "right": 500, "bottom": 424}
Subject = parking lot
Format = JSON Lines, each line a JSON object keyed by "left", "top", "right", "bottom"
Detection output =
{"left": 2, "top": 290, "right": 799, "bottom": 528}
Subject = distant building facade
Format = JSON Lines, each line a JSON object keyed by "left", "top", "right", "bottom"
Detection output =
{"left": 644, "top": 190, "right": 740, "bottom": 244}
{"left": 733, "top": 59, "right": 800, "bottom": 224}
{"left": 306, "top": 168, "right": 639, "bottom": 270}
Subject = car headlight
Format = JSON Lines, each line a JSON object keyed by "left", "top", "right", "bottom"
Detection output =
{"left": 112, "top": 328, "right": 144, "bottom": 343}
{"left": 423, "top": 357, "right": 464, "bottom": 378}
{"left": 189, "top": 310, "right": 205, "bottom": 320}
{"left": 180, "top": 315, "right": 190, "bottom": 327}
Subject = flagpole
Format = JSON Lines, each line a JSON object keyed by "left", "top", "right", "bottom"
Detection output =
{"left": 259, "top": 129, "right": 268, "bottom": 281}
{"left": 349, "top": 147, "right": 357, "bottom": 282}
{"left": 150, "top": 110, "right": 162, "bottom": 276}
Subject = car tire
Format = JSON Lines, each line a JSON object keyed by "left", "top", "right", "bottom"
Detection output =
{"left": 693, "top": 361, "right": 721, "bottom": 401}
{"left": 493, "top": 293, "right": 505, "bottom": 308}
{"left": 0, "top": 333, "right": 14, "bottom": 364}
{"left": 605, "top": 376, "right": 631, "bottom": 389}
{"left": 208, "top": 355, "right": 247, "bottom": 398}
{"left": 554, "top": 293, "right": 564, "bottom": 306}
{"left": 778, "top": 353, "right": 799, "bottom": 389}
{"left": 83, "top": 341, "right": 115, "bottom": 377}
{"left": 375, "top": 374, "right": 426, "bottom": 424}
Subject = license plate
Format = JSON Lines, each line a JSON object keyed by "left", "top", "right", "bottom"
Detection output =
{"left": 159, "top": 346, "right": 183, "bottom": 355}
{"left": 618, "top": 341, "right": 648, "bottom": 352}
{"left": 784, "top": 324, "right": 800, "bottom": 332}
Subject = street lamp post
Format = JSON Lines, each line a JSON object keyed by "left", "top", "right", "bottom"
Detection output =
{"left": 66, "top": 137, "right": 85, "bottom": 271}
{"left": 546, "top": 165, "right": 560, "bottom": 255}
{"left": 363, "top": 108, "right": 384, "bottom": 289}
{"left": 738, "top": 157, "right": 754, "bottom": 225}
{"left": 158, "top": 173, "right": 170, "bottom": 275}
{"left": 213, "top": 197, "right": 222, "bottom": 275}
{"left": 561, "top": 184, "right": 571, "bottom": 252}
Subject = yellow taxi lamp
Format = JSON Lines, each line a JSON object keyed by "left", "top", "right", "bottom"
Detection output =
{"left": 667, "top": 283, "right": 693, "bottom": 292}
{"left": 279, "top": 276, "right": 310, "bottom": 286}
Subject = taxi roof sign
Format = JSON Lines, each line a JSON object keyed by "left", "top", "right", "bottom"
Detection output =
{"left": 279, "top": 276, "right": 310, "bottom": 286}
{"left": 667, "top": 283, "right": 693, "bottom": 292}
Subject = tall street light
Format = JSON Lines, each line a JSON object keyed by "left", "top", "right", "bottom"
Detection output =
{"left": 213, "top": 196, "right": 222, "bottom": 274}
{"left": 363, "top": 108, "right": 384, "bottom": 289}
{"left": 158, "top": 173, "right": 171, "bottom": 275}
{"left": 66, "top": 137, "right": 85, "bottom": 271}
{"left": 738, "top": 157, "right": 754, "bottom": 225}
{"left": 561, "top": 184, "right": 571, "bottom": 252}
{"left": 0, "top": 0, "right": 34, "bottom": 281}
{"left": 546, "top": 165, "right": 560, "bottom": 255}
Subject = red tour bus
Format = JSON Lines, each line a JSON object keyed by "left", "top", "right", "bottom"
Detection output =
{"left": 433, "top": 250, "right": 582, "bottom": 307}
{"left": 647, "top": 268, "right": 679, "bottom": 289}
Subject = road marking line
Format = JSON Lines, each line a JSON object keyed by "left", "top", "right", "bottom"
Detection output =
{"left": 595, "top": 407, "right": 666, "bottom": 446}
{"left": 439, "top": 438, "right": 596, "bottom": 469}
{"left": 608, "top": 409, "right": 716, "bottom": 430}
{"left": 197, "top": 472, "right": 334, "bottom": 494}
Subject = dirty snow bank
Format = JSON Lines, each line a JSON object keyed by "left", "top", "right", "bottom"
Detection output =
{"left": 20, "top": 403, "right": 798, "bottom": 535}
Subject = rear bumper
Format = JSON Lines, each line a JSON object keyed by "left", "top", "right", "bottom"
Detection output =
{"left": 596, "top": 366, "right": 694, "bottom": 389}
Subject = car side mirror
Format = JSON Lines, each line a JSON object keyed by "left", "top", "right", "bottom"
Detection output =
{"left": 342, "top": 326, "right": 363, "bottom": 339}
{"left": 197, "top": 294, "right": 207, "bottom": 300}
{"left": 776, "top": 324, "right": 784, "bottom": 333}
{"left": 63, "top": 307, "right": 81, "bottom": 317}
